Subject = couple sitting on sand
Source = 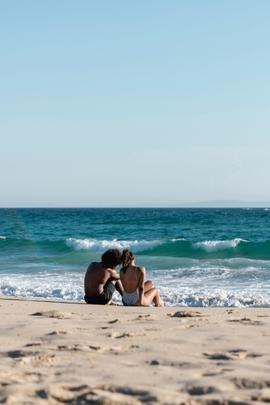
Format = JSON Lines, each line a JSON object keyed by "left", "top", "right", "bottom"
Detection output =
{"left": 84, "top": 248, "right": 163, "bottom": 306}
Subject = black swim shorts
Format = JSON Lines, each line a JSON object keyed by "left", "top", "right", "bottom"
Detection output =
{"left": 84, "top": 280, "right": 115, "bottom": 305}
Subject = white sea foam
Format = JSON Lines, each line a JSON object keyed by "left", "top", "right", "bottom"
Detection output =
{"left": 0, "top": 274, "right": 85, "bottom": 302}
{"left": 160, "top": 287, "right": 270, "bottom": 307}
{"left": 1, "top": 260, "right": 270, "bottom": 307}
{"left": 66, "top": 238, "right": 161, "bottom": 252}
{"left": 194, "top": 238, "right": 247, "bottom": 252}
{"left": 1, "top": 254, "right": 270, "bottom": 307}
{"left": 0, "top": 236, "right": 6, "bottom": 240}
{"left": 1, "top": 274, "right": 269, "bottom": 307}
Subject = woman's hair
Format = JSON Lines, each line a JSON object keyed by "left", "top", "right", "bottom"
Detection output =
{"left": 121, "top": 249, "right": 134, "bottom": 273}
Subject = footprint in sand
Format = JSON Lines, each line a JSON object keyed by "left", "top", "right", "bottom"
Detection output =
{"left": 129, "top": 345, "right": 140, "bottom": 350}
{"left": 89, "top": 345, "right": 103, "bottom": 351}
{"left": 57, "top": 344, "right": 82, "bottom": 352}
{"left": 107, "top": 386, "right": 156, "bottom": 403}
{"left": 23, "top": 353, "right": 56, "bottom": 367}
{"left": 35, "top": 389, "right": 48, "bottom": 400}
{"left": 47, "top": 330, "right": 68, "bottom": 336}
{"left": 232, "top": 377, "right": 270, "bottom": 389}
{"left": 109, "top": 332, "right": 146, "bottom": 339}
{"left": 57, "top": 344, "right": 96, "bottom": 352}
{"left": 202, "top": 369, "right": 224, "bottom": 377}
{"left": 56, "top": 343, "right": 120, "bottom": 354}
{"left": 0, "top": 392, "right": 6, "bottom": 404}
{"left": 149, "top": 359, "right": 194, "bottom": 369}
{"left": 31, "top": 310, "right": 72, "bottom": 319}
{"left": 203, "top": 367, "right": 234, "bottom": 376}
{"left": 109, "top": 346, "right": 128, "bottom": 354}
{"left": 48, "top": 383, "right": 153, "bottom": 404}
{"left": 58, "top": 344, "right": 127, "bottom": 354}
{"left": 134, "top": 314, "right": 155, "bottom": 321}
{"left": 227, "top": 317, "right": 263, "bottom": 326}
{"left": 170, "top": 310, "right": 203, "bottom": 318}
{"left": 49, "top": 384, "right": 92, "bottom": 403}
{"left": 226, "top": 309, "right": 236, "bottom": 314}
{"left": 204, "top": 349, "right": 262, "bottom": 361}
{"left": 252, "top": 388, "right": 270, "bottom": 403}
{"left": 6, "top": 349, "right": 39, "bottom": 359}
{"left": 24, "top": 341, "right": 43, "bottom": 347}
{"left": 183, "top": 384, "right": 219, "bottom": 396}
{"left": 12, "top": 370, "right": 44, "bottom": 384}
{"left": 5, "top": 350, "right": 56, "bottom": 367}
{"left": 108, "top": 318, "right": 119, "bottom": 324}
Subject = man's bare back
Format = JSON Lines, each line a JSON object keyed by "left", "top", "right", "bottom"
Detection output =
{"left": 84, "top": 262, "right": 120, "bottom": 296}
{"left": 84, "top": 249, "right": 123, "bottom": 305}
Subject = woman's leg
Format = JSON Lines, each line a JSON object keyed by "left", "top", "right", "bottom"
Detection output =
{"left": 143, "top": 287, "right": 164, "bottom": 307}
{"left": 144, "top": 280, "right": 153, "bottom": 292}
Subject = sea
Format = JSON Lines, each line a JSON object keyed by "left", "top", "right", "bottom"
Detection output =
{"left": 1, "top": 208, "right": 270, "bottom": 307}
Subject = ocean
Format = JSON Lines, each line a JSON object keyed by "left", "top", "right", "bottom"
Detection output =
{"left": 1, "top": 208, "right": 270, "bottom": 307}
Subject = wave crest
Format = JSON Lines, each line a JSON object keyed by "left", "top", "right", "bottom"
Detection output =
{"left": 194, "top": 238, "right": 246, "bottom": 252}
{"left": 65, "top": 238, "right": 161, "bottom": 252}
{"left": 140, "top": 238, "right": 270, "bottom": 260}
{"left": 2, "top": 236, "right": 270, "bottom": 260}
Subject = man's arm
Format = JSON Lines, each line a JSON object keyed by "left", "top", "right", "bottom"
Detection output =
{"left": 108, "top": 268, "right": 120, "bottom": 281}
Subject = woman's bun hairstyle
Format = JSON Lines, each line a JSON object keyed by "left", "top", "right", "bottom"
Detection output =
{"left": 121, "top": 249, "right": 134, "bottom": 273}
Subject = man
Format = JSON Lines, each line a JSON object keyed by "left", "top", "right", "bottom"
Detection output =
{"left": 84, "top": 249, "right": 123, "bottom": 304}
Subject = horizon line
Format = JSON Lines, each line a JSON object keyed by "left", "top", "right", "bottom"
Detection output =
{"left": 1, "top": 204, "right": 270, "bottom": 209}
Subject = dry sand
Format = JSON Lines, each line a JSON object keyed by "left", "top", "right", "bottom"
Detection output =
{"left": 0, "top": 297, "right": 270, "bottom": 404}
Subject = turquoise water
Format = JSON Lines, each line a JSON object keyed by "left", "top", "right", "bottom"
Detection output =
{"left": 1, "top": 208, "right": 270, "bottom": 306}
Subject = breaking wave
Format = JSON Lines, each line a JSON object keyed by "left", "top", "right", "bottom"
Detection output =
{"left": 194, "top": 238, "right": 246, "bottom": 251}
{"left": 140, "top": 238, "right": 270, "bottom": 259}
{"left": 65, "top": 238, "right": 161, "bottom": 252}
{"left": 2, "top": 237, "right": 270, "bottom": 259}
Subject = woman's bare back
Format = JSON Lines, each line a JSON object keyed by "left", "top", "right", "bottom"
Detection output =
{"left": 120, "top": 265, "right": 142, "bottom": 293}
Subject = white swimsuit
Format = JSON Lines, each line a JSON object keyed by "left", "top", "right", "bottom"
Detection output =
{"left": 122, "top": 289, "right": 139, "bottom": 306}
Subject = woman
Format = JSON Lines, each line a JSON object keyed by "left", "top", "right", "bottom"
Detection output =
{"left": 120, "top": 249, "right": 163, "bottom": 307}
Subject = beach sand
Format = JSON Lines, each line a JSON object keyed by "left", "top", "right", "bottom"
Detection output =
{"left": 0, "top": 298, "right": 270, "bottom": 404}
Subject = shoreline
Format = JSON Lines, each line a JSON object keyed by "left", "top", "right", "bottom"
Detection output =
{"left": 0, "top": 298, "right": 270, "bottom": 404}
{"left": 1, "top": 295, "right": 270, "bottom": 308}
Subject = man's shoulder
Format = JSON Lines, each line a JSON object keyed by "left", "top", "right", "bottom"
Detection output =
{"left": 88, "top": 262, "right": 113, "bottom": 273}
{"left": 87, "top": 262, "right": 102, "bottom": 271}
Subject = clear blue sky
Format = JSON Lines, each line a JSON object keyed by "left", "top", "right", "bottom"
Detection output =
{"left": 1, "top": 1, "right": 269, "bottom": 207}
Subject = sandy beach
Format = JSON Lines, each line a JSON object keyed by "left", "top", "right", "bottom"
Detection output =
{"left": 0, "top": 298, "right": 269, "bottom": 404}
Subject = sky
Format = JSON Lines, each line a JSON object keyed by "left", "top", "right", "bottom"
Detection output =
{"left": 0, "top": 0, "right": 270, "bottom": 207}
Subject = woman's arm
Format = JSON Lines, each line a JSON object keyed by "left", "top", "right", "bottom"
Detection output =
{"left": 137, "top": 267, "right": 146, "bottom": 306}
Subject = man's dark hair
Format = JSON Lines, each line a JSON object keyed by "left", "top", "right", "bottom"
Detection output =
{"left": 101, "top": 249, "right": 121, "bottom": 268}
